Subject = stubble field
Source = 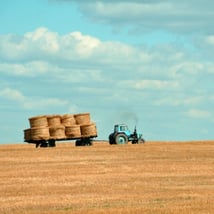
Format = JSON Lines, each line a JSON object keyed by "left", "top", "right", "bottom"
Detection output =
{"left": 0, "top": 141, "right": 214, "bottom": 214}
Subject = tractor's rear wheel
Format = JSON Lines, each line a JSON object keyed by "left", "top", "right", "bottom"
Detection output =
{"left": 109, "top": 134, "right": 115, "bottom": 145}
{"left": 115, "top": 133, "right": 128, "bottom": 144}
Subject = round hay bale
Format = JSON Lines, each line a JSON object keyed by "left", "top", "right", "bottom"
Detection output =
{"left": 74, "top": 113, "right": 90, "bottom": 125}
{"left": 65, "top": 125, "right": 81, "bottom": 138}
{"left": 47, "top": 114, "right": 62, "bottom": 126}
{"left": 31, "top": 127, "right": 50, "bottom": 140}
{"left": 49, "top": 125, "right": 66, "bottom": 139}
{"left": 80, "top": 123, "right": 97, "bottom": 137}
{"left": 61, "top": 114, "right": 76, "bottom": 127}
{"left": 24, "top": 129, "right": 31, "bottom": 141}
{"left": 29, "top": 115, "right": 48, "bottom": 128}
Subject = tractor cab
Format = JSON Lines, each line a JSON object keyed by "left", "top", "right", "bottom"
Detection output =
{"left": 109, "top": 124, "right": 145, "bottom": 145}
{"left": 114, "top": 124, "right": 132, "bottom": 137}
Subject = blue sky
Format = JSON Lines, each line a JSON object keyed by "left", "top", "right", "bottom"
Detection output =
{"left": 0, "top": 0, "right": 214, "bottom": 144}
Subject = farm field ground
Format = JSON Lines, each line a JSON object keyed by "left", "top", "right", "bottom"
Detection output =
{"left": 0, "top": 140, "right": 214, "bottom": 214}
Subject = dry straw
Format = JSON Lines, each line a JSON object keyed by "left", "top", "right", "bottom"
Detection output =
{"left": 29, "top": 115, "right": 48, "bottom": 128}
{"left": 80, "top": 123, "right": 97, "bottom": 137}
{"left": 47, "top": 114, "right": 62, "bottom": 127}
{"left": 74, "top": 113, "right": 91, "bottom": 125}
{"left": 25, "top": 112, "right": 96, "bottom": 142}
{"left": 24, "top": 129, "right": 31, "bottom": 141}
{"left": 30, "top": 127, "right": 50, "bottom": 140}
{"left": 61, "top": 114, "right": 76, "bottom": 127}
{"left": 65, "top": 125, "right": 81, "bottom": 138}
{"left": 49, "top": 125, "right": 66, "bottom": 139}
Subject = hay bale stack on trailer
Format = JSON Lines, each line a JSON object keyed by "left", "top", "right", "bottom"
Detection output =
{"left": 47, "top": 115, "right": 66, "bottom": 140}
{"left": 65, "top": 125, "right": 81, "bottom": 138}
{"left": 28, "top": 115, "right": 50, "bottom": 141}
{"left": 61, "top": 114, "right": 76, "bottom": 126}
{"left": 24, "top": 112, "right": 97, "bottom": 148}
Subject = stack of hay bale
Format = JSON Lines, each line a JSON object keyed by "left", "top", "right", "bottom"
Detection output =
{"left": 25, "top": 115, "right": 50, "bottom": 141}
{"left": 24, "top": 112, "right": 97, "bottom": 142}
{"left": 47, "top": 115, "right": 66, "bottom": 139}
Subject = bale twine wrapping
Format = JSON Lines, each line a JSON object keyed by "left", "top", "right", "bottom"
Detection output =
{"left": 65, "top": 125, "right": 81, "bottom": 138}
{"left": 31, "top": 127, "right": 50, "bottom": 140}
{"left": 61, "top": 114, "right": 76, "bottom": 127}
{"left": 80, "top": 123, "right": 97, "bottom": 137}
{"left": 29, "top": 115, "right": 48, "bottom": 128}
{"left": 74, "top": 113, "right": 90, "bottom": 125}
{"left": 49, "top": 125, "right": 66, "bottom": 139}
{"left": 24, "top": 129, "right": 31, "bottom": 141}
{"left": 47, "top": 114, "right": 62, "bottom": 127}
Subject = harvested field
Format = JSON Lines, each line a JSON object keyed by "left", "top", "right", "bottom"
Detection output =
{"left": 0, "top": 141, "right": 214, "bottom": 214}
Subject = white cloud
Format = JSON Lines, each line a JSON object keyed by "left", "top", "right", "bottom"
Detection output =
{"left": 0, "top": 61, "right": 52, "bottom": 76}
{"left": 0, "top": 87, "right": 71, "bottom": 110}
{"left": 170, "top": 62, "right": 204, "bottom": 76}
{"left": 25, "top": 27, "right": 60, "bottom": 52}
{"left": 0, "top": 28, "right": 60, "bottom": 62}
{"left": 23, "top": 97, "right": 69, "bottom": 109}
{"left": 205, "top": 35, "right": 214, "bottom": 45}
{"left": 1, "top": 27, "right": 214, "bottom": 142}
{"left": 185, "top": 109, "right": 212, "bottom": 119}
{"left": 0, "top": 88, "right": 25, "bottom": 102}
{"left": 154, "top": 96, "right": 203, "bottom": 107}
{"left": 0, "top": 28, "right": 212, "bottom": 87}
{"left": 0, "top": 28, "right": 150, "bottom": 67}
{"left": 69, "top": 31, "right": 101, "bottom": 57}
{"left": 1, "top": 28, "right": 212, "bottom": 109}
{"left": 59, "top": 0, "right": 214, "bottom": 34}
{"left": 133, "top": 80, "right": 179, "bottom": 90}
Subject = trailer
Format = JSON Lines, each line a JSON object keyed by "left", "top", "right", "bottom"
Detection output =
{"left": 25, "top": 135, "right": 97, "bottom": 148}
{"left": 24, "top": 113, "right": 97, "bottom": 148}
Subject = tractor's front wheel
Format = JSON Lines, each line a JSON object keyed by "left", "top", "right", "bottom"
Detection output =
{"left": 139, "top": 138, "right": 145, "bottom": 144}
{"left": 115, "top": 133, "right": 128, "bottom": 144}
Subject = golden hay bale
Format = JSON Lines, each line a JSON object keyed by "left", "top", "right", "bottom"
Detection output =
{"left": 74, "top": 113, "right": 91, "bottom": 125}
{"left": 29, "top": 115, "right": 48, "bottom": 128}
{"left": 49, "top": 125, "right": 66, "bottom": 139}
{"left": 24, "top": 129, "right": 31, "bottom": 141}
{"left": 80, "top": 123, "right": 97, "bottom": 137}
{"left": 47, "top": 114, "right": 62, "bottom": 127}
{"left": 65, "top": 125, "right": 81, "bottom": 138}
{"left": 61, "top": 114, "right": 76, "bottom": 127}
{"left": 30, "top": 127, "right": 50, "bottom": 140}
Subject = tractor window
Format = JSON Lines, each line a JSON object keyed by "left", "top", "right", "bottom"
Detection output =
{"left": 121, "top": 126, "right": 127, "bottom": 131}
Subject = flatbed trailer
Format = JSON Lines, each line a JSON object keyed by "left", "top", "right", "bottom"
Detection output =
{"left": 25, "top": 134, "right": 97, "bottom": 148}
{"left": 24, "top": 113, "right": 98, "bottom": 148}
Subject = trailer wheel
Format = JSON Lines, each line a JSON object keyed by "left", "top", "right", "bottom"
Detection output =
{"left": 48, "top": 139, "right": 56, "bottom": 147}
{"left": 76, "top": 138, "right": 93, "bottom": 146}
{"left": 75, "top": 139, "right": 82, "bottom": 146}
{"left": 115, "top": 133, "right": 128, "bottom": 144}
{"left": 40, "top": 140, "right": 48, "bottom": 147}
{"left": 86, "top": 138, "right": 93, "bottom": 146}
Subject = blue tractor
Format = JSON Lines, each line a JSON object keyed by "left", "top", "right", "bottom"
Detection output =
{"left": 109, "top": 124, "right": 145, "bottom": 145}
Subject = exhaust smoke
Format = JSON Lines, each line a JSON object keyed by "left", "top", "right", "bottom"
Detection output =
{"left": 119, "top": 111, "right": 139, "bottom": 126}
